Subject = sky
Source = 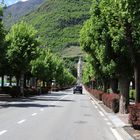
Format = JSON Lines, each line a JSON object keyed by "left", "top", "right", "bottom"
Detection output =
{"left": 3, "top": 0, "right": 28, "bottom": 6}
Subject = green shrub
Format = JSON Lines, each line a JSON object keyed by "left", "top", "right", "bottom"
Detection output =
{"left": 129, "top": 90, "right": 135, "bottom": 100}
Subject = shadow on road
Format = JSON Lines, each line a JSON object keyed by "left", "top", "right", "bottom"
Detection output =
{"left": 0, "top": 90, "right": 71, "bottom": 101}
{"left": 28, "top": 97, "right": 75, "bottom": 102}
{"left": 0, "top": 92, "right": 75, "bottom": 109}
{"left": 0, "top": 103, "right": 63, "bottom": 108}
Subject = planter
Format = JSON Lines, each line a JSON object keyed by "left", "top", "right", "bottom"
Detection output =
{"left": 129, "top": 104, "right": 140, "bottom": 129}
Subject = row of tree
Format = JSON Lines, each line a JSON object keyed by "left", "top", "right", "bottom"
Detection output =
{"left": 80, "top": 0, "right": 140, "bottom": 113}
{"left": 0, "top": 7, "right": 76, "bottom": 95}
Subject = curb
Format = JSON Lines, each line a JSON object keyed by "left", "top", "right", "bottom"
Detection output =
{"left": 84, "top": 88, "right": 134, "bottom": 140}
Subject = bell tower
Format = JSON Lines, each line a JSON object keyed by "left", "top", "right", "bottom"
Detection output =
{"left": 77, "top": 57, "right": 82, "bottom": 85}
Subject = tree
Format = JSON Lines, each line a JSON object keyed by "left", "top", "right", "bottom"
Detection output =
{"left": 31, "top": 49, "right": 76, "bottom": 90}
{"left": 80, "top": 0, "right": 112, "bottom": 92}
{"left": 116, "top": 0, "right": 140, "bottom": 103}
{"left": 80, "top": 0, "right": 133, "bottom": 113}
{"left": 6, "top": 21, "right": 40, "bottom": 96}
{"left": 0, "top": 6, "right": 6, "bottom": 87}
{"left": 82, "top": 55, "right": 95, "bottom": 87}
{"left": 31, "top": 49, "right": 47, "bottom": 82}
{"left": 99, "top": 0, "right": 133, "bottom": 113}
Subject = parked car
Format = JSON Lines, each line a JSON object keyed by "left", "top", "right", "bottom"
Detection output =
{"left": 73, "top": 85, "right": 82, "bottom": 94}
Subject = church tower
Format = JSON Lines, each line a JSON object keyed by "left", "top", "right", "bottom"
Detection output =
{"left": 77, "top": 57, "right": 82, "bottom": 85}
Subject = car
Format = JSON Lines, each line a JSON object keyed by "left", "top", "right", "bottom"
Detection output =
{"left": 73, "top": 85, "right": 82, "bottom": 94}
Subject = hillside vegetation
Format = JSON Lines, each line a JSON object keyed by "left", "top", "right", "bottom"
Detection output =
{"left": 3, "top": 0, "right": 45, "bottom": 28}
{"left": 22, "top": 0, "right": 91, "bottom": 55}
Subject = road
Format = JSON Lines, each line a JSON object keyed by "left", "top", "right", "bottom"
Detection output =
{"left": 0, "top": 88, "right": 127, "bottom": 140}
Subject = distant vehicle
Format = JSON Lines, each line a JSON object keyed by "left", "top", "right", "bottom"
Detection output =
{"left": 73, "top": 85, "right": 82, "bottom": 94}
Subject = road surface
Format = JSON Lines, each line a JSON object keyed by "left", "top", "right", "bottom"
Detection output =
{"left": 0, "top": 88, "right": 127, "bottom": 140}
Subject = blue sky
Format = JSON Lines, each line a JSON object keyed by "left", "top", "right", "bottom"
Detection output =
{"left": 3, "top": 0, "right": 28, "bottom": 6}
{"left": 3, "top": 0, "right": 19, "bottom": 6}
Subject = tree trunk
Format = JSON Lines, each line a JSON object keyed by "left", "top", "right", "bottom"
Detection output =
{"left": 125, "top": 20, "right": 136, "bottom": 105}
{"left": 35, "top": 78, "right": 38, "bottom": 89}
{"left": 43, "top": 80, "right": 45, "bottom": 88}
{"left": 132, "top": 78, "right": 135, "bottom": 89}
{"left": 119, "top": 76, "right": 130, "bottom": 114}
{"left": 24, "top": 75, "right": 26, "bottom": 88}
{"left": 30, "top": 77, "right": 36, "bottom": 88}
{"left": 1, "top": 75, "right": 4, "bottom": 87}
{"left": 20, "top": 72, "right": 24, "bottom": 97}
{"left": 9, "top": 75, "right": 12, "bottom": 86}
{"left": 103, "top": 79, "right": 108, "bottom": 92}
{"left": 110, "top": 78, "right": 118, "bottom": 93}
{"left": 16, "top": 76, "right": 20, "bottom": 87}
{"left": 134, "top": 64, "right": 140, "bottom": 103}
{"left": 27, "top": 79, "right": 30, "bottom": 87}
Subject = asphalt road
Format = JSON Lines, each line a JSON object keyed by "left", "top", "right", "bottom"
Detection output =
{"left": 0, "top": 88, "right": 125, "bottom": 140}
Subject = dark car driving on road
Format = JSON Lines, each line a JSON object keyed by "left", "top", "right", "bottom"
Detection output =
{"left": 73, "top": 85, "right": 82, "bottom": 94}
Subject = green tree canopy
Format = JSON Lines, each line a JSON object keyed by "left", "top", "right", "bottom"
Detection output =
{"left": 6, "top": 21, "right": 40, "bottom": 94}
{"left": 6, "top": 21, "right": 40, "bottom": 74}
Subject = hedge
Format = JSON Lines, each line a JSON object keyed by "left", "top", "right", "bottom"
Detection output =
{"left": 102, "top": 93, "right": 119, "bottom": 113}
{"left": 129, "top": 104, "right": 140, "bottom": 129}
{"left": 85, "top": 87, "right": 104, "bottom": 101}
{"left": 85, "top": 86, "right": 119, "bottom": 113}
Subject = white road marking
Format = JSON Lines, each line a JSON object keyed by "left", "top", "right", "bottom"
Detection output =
{"left": 110, "top": 128, "right": 123, "bottom": 140}
{"left": 11, "top": 102, "right": 16, "bottom": 104}
{"left": 107, "top": 122, "right": 112, "bottom": 126}
{"left": 99, "top": 111, "right": 105, "bottom": 117}
{"left": 91, "top": 101, "right": 95, "bottom": 105}
{"left": 104, "top": 118, "right": 108, "bottom": 121}
{"left": 88, "top": 93, "right": 107, "bottom": 115}
{"left": 59, "top": 95, "right": 68, "bottom": 100}
{"left": 17, "top": 119, "right": 26, "bottom": 124}
{"left": 40, "top": 108, "right": 44, "bottom": 111}
{"left": 31, "top": 113, "right": 37, "bottom": 116}
{"left": 0, "top": 130, "right": 7, "bottom": 136}
{"left": 95, "top": 106, "right": 98, "bottom": 108}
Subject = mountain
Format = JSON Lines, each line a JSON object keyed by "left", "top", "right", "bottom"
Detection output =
{"left": 3, "top": 0, "right": 91, "bottom": 57}
{"left": 22, "top": 0, "right": 91, "bottom": 57}
{"left": 3, "top": 0, "right": 45, "bottom": 28}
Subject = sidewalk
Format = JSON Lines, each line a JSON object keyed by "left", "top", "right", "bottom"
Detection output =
{"left": 101, "top": 101, "right": 140, "bottom": 140}
{"left": 86, "top": 90, "right": 137, "bottom": 140}
{"left": 0, "top": 93, "right": 11, "bottom": 105}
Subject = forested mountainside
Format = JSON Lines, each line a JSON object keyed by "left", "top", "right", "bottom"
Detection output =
{"left": 21, "top": 0, "right": 91, "bottom": 56}
{"left": 3, "top": 0, "right": 45, "bottom": 28}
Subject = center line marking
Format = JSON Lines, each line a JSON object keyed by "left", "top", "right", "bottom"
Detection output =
{"left": 104, "top": 118, "right": 108, "bottom": 121}
{"left": 17, "top": 119, "right": 26, "bottom": 124}
{"left": 32, "top": 113, "right": 37, "bottom": 116}
{"left": 107, "top": 122, "right": 112, "bottom": 126}
{"left": 0, "top": 130, "right": 7, "bottom": 136}
{"left": 40, "top": 108, "right": 44, "bottom": 111}
{"left": 59, "top": 95, "right": 68, "bottom": 100}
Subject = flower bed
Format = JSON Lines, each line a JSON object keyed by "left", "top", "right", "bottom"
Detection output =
{"left": 129, "top": 104, "right": 140, "bottom": 129}
{"left": 102, "top": 93, "right": 119, "bottom": 113}
{"left": 85, "top": 86, "right": 104, "bottom": 101}
{"left": 85, "top": 86, "right": 119, "bottom": 113}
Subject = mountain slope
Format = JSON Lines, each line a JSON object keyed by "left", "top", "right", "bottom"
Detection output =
{"left": 3, "top": 0, "right": 45, "bottom": 28}
{"left": 22, "top": 0, "right": 91, "bottom": 55}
